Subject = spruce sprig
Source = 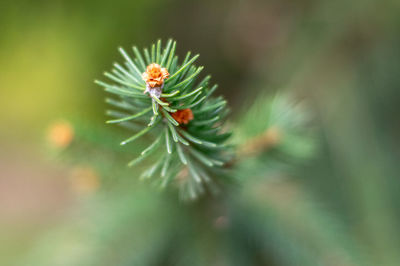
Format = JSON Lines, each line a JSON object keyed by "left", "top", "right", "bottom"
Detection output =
{"left": 95, "top": 39, "right": 231, "bottom": 200}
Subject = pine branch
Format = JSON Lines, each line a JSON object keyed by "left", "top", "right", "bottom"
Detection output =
{"left": 95, "top": 39, "right": 232, "bottom": 200}
{"left": 235, "top": 94, "right": 317, "bottom": 162}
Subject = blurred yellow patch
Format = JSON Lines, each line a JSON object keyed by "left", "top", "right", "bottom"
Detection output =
{"left": 0, "top": 18, "right": 91, "bottom": 140}
{"left": 47, "top": 120, "right": 75, "bottom": 148}
{"left": 69, "top": 166, "right": 100, "bottom": 194}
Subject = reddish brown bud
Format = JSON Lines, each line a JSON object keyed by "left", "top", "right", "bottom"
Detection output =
{"left": 171, "top": 109, "right": 194, "bottom": 125}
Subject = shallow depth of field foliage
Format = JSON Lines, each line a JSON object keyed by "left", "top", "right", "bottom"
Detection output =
{"left": 1, "top": 0, "right": 400, "bottom": 266}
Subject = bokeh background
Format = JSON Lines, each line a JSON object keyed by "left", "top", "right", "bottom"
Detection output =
{"left": 1, "top": 0, "right": 400, "bottom": 265}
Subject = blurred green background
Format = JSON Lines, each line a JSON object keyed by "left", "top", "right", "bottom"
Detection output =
{"left": 1, "top": 0, "right": 400, "bottom": 265}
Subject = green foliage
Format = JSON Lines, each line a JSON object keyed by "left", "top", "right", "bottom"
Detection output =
{"left": 95, "top": 40, "right": 232, "bottom": 200}
{"left": 236, "top": 94, "right": 317, "bottom": 162}
{"left": 27, "top": 93, "right": 368, "bottom": 266}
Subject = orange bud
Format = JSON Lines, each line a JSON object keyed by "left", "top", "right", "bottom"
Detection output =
{"left": 171, "top": 109, "right": 194, "bottom": 125}
{"left": 142, "top": 63, "right": 169, "bottom": 87}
